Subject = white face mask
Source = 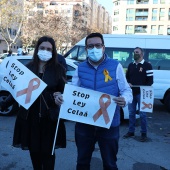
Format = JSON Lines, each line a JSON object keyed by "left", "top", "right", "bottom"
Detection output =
{"left": 38, "top": 50, "right": 52, "bottom": 62}
{"left": 87, "top": 48, "right": 103, "bottom": 62}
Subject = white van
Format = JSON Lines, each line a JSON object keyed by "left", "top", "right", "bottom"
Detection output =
{"left": 64, "top": 34, "right": 170, "bottom": 119}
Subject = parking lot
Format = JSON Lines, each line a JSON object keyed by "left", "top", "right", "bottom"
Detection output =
{"left": 0, "top": 99, "right": 170, "bottom": 170}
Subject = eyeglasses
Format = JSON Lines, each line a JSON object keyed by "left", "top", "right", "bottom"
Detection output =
{"left": 39, "top": 46, "right": 53, "bottom": 52}
{"left": 86, "top": 43, "right": 103, "bottom": 49}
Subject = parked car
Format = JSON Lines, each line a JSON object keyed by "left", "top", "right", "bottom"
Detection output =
{"left": 0, "top": 52, "right": 18, "bottom": 61}
{"left": 0, "top": 55, "right": 78, "bottom": 116}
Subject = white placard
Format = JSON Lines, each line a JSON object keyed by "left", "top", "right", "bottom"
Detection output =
{"left": 59, "top": 84, "right": 117, "bottom": 129}
{"left": 140, "top": 86, "right": 154, "bottom": 113}
{"left": 0, "top": 57, "right": 47, "bottom": 109}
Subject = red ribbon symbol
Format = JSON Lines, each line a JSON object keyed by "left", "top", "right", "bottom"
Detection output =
{"left": 93, "top": 94, "right": 111, "bottom": 124}
{"left": 16, "top": 78, "right": 40, "bottom": 104}
{"left": 141, "top": 102, "right": 152, "bottom": 110}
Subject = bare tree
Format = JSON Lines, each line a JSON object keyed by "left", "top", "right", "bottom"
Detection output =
{"left": 0, "top": 0, "right": 38, "bottom": 51}
{"left": 21, "top": 8, "right": 71, "bottom": 54}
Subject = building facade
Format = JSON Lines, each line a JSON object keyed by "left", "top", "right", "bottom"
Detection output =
{"left": 0, "top": 0, "right": 112, "bottom": 54}
{"left": 112, "top": 0, "right": 170, "bottom": 35}
{"left": 31, "top": 0, "right": 112, "bottom": 33}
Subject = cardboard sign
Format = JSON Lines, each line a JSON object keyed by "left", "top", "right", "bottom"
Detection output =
{"left": 140, "top": 86, "right": 154, "bottom": 113}
{"left": 0, "top": 57, "right": 47, "bottom": 109}
{"left": 59, "top": 84, "right": 117, "bottom": 129}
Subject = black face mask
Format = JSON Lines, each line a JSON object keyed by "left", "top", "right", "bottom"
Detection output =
{"left": 134, "top": 54, "right": 140, "bottom": 61}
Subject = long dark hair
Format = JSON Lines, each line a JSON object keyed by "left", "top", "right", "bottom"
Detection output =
{"left": 29, "top": 36, "right": 65, "bottom": 80}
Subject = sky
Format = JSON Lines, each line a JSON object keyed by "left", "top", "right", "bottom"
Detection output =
{"left": 96, "top": 0, "right": 113, "bottom": 15}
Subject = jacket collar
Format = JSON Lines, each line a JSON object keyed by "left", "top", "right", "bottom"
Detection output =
{"left": 133, "top": 59, "right": 145, "bottom": 64}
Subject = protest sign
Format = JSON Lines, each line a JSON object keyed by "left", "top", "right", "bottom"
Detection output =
{"left": 0, "top": 57, "right": 47, "bottom": 109}
{"left": 140, "top": 86, "right": 154, "bottom": 113}
{"left": 59, "top": 84, "right": 117, "bottom": 129}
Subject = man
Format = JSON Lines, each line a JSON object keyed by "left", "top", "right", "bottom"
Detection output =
{"left": 55, "top": 33, "right": 132, "bottom": 170}
{"left": 123, "top": 47, "right": 153, "bottom": 142}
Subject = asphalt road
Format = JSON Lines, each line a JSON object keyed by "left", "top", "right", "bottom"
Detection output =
{"left": 0, "top": 99, "right": 170, "bottom": 170}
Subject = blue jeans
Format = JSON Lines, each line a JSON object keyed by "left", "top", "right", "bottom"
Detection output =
{"left": 75, "top": 123, "right": 119, "bottom": 170}
{"left": 128, "top": 94, "right": 147, "bottom": 134}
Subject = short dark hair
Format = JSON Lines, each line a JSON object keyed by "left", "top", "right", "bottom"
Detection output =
{"left": 134, "top": 47, "right": 144, "bottom": 55}
{"left": 85, "top": 32, "right": 104, "bottom": 45}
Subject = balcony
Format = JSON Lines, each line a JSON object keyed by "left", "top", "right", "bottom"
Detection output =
{"left": 136, "top": 0, "right": 149, "bottom": 4}
{"left": 135, "top": 27, "right": 147, "bottom": 33}
{"left": 135, "top": 16, "right": 148, "bottom": 21}
{"left": 167, "top": 28, "right": 170, "bottom": 34}
{"left": 135, "top": 12, "right": 148, "bottom": 16}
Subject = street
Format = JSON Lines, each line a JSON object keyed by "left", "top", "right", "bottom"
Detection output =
{"left": 0, "top": 99, "right": 170, "bottom": 170}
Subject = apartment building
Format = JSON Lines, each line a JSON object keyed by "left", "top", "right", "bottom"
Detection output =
{"left": 0, "top": 0, "right": 112, "bottom": 54}
{"left": 28, "top": 0, "right": 112, "bottom": 33}
{"left": 112, "top": 0, "right": 170, "bottom": 35}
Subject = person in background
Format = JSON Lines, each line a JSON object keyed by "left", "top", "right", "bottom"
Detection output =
{"left": 17, "top": 46, "right": 23, "bottom": 56}
{"left": 54, "top": 32, "right": 132, "bottom": 170}
{"left": 0, "top": 36, "right": 67, "bottom": 170}
{"left": 123, "top": 47, "right": 153, "bottom": 142}
{"left": 7, "top": 50, "right": 13, "bottom": 57}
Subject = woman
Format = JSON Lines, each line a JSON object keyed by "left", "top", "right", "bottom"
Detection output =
{"left": 0, "top": 36, "right": 66, "bottom": 170}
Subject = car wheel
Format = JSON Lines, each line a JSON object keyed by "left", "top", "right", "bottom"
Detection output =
{"left": 164, "top": 93, "right": 170, "bottom": 112}
{"left": 0, "top": 92, "right": 19, "bottom": 116}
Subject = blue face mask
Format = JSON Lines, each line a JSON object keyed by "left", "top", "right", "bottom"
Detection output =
{"left": 87, "top": 48, "right": 103, "bottom": 62}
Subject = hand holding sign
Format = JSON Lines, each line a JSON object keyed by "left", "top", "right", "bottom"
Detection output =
{"left": 0, "top": 57, "right": 47, "bottom": 110}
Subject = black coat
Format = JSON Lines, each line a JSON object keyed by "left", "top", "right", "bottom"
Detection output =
{"left": 1, "top": 62, "right": 66, "bottom": 153}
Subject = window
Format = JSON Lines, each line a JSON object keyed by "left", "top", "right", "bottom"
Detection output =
{"left": 126, "top": 17, "right": 134, "bottom": 21}
{"left": 8, "top": 28, "right": 12, "bottom": 35}
{"left": 136, "top": 0, "right": 149, "bottom": 4}
{"left": 66, "top": 47, "right": 78, "bottom": 60}
{"left": 113, "top": 18, "right": 119, "bottom": 22}
{"left": 158, "top": 25, "right": 164, "bottom": 35}
{"left": 74, "top": 10, "right": 79, "bottom": 16}
{"left": 114, "top": 10, "right": 119, "bottom": 15}
{"left": 152, "top": 16, "right": 157, "bottom": 21}
{"left": 151, "top": 25, "right": 156, "bottom": 34}
{"left": 127, "top": 0, "right": 134, "bottom": 4}
{"left": 153, "top": 0, "right": 158, "bottom": 4}
{"left": 152, "top": 8, "right": 157, "bottom": 14}
{"left": 135, "top": 25, "right": 147, "bottom": 33}
{"left": 37, "top": 3, "right": 44, "bottom": 8}
{"left": 126, "top": 25, "right": 133, "bottom": 30}
{"left": 148, "top": 50, "right": 170, "bottom": 70}
{"left": 50, "top": 1, "right": 57, "bottom": 5}
{"left": 113, "top": 26, "right": 118, "bottom": 31}
{"left": 13, "top": 29, "right": 17, "bottom": 36}
{"left": 167, "top": 27, "right": 170, "bottom": 35}
{"left": 126, "top": 9, "right": 134, "bottom": 14}
{"left": 160, "top": 0, "right": 165, "bottom": 4}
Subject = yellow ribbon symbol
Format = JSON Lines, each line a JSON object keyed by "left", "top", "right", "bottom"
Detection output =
{"left": 103, "top": 69, "right": 112, "bottom": 82}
